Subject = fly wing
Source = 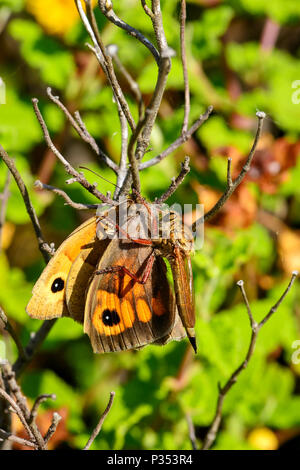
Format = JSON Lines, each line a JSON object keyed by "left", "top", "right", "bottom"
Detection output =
{"left": 170, "top": 248, "right": 196, "bottom": 351}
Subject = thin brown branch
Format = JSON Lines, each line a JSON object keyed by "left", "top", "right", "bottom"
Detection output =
{"left": 0, "top": 308, "right": 27, "bottom": 361}
{"left": 13, "top": 320, "right": 57, "bottom": 378}
{"left": 258, "top": 270, "right": 299, "bottom": 328}
{"left": 98, "top": 0, "right": 159, "bottom": 63}
{"left": 83, "top": 391, "right": 115, "bottom": 450}
{"left": 79, "top": 0, "right": 136, "bottom": 132}
{"left": 114, "top": 101, "right": 129, "bottom": 199}
{"left": 139, "top": 106, "right": 213, "bottom": 170}
{"left": 46, "top": 88, "right": 118, "bottom": 173}
{"left": 29, "top": 394, "right": 56, "bottom": 425}
{"left": 0, "top": 144, "right": 53, "bottom": 263}
{"left": 0, "top": 429, "right": 37, "bottom": 449}
{"left": 186, "top": 413, "right": 198, "bottom": 450}
{"left": 34, "top": 180, "right": 98, "bottom": 210}
{"left": 201, "top": 271, "right": 298, "bottom": 450}
{"left": 180, "top": 0, "right": 190, "bottom": 134}
{"left": 134, "top": 2, "right": 174, "bottom": 164}
{"left": 0, "top": 387, "right": 36, "bottom": 444}
{"left": 32, "top": 98, "right": 115, "bottom": 205}
{"left": 1, "top": 362, "right": 61, "bottom": 449}
{"left": 141, "top": 0, "right": 154, "bottom": 19}
{"left": 1, "top": 362, "right": 45, "bottom": 449}
{"left": 155, "top": 156, "right": 190, "bottom": 204}
{"left": 193, "top": 110, "right": 266, "bottom": 231}
{"left": 43, "top": 412, "right": 62, "bottom": 445}
{"left": 107, "top": 45, "right": 145, "bottom": 120}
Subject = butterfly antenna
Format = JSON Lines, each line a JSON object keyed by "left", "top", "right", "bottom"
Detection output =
{"left": 79, "top": 166, "right": 121, "bottom": 190}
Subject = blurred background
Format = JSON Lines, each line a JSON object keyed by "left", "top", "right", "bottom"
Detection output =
{"left": 0, "top": 0, "right": 300, "bottom": 450}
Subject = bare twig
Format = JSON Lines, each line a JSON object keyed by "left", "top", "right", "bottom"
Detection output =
{"left": 0, "top": 387, "right": 36, "bottom": 443}
{"left": 186, "top": 413, "right": 198, "bottom": 450}
{"left": 0, "top": 170, "right": 10, "bottom": 254}
{"left": 30, "top": 394, "right": 56, "bottom": 425}
{"left": 155, "top": 156, "right": 190, "bottom": 204}
{"left": 193, "top": 110, "right": 266, "bottom": 231}
{"left": 139, "top": 106, "right": 213, "bottom": 170}
{"left": 0, "top": 308, "right": 27, "bottom": 361}
{"left": 98, "top": 0, "right": 159, "bottom": 63}
{"left": 83, "top": 391, "right": 115, "bottom": 450}
{"left": 34, "top": 180, "right": 98, "bottom": 210}
{"left": 46, "top": 87, "right": 118, "bottom": 173}
{"left": 201, "top": 271, "right": 298, "bottom": 450}
{"left": 0, "top": 362, "right": 60, "bottom": 449}
{"left": 134, "top": 4, "right": 174, "bottom": 163}
{"left": 32, "top": 98, "right": 115, "bottom": 205}
{"left": 114, "top": 101, "right": 129, "bottom": 199}
{"left": 1, "top": 362, "right": 45, "bottom": 449}
{"left": 180, "top": 0, "right": 190, "bottom": 134}
{"left": 0, "top": 144, "right": 53, "bottom": 263}
{"left": 0, "top": 429, "right": 37, "bottom": 449}
{"left": 141, "top": 0, "right": 154, "bottom": 19}
{"left": 13, "top": 320, "right": 57, "bottom": 378}
{"left": 78, "top": 0, "right": 136, "bottom": 132}
{"left": 107, "top": 45, "right": 145, "bottom": 120}
{"left": 43, "top": 412, "right": 62, "bottom": 445}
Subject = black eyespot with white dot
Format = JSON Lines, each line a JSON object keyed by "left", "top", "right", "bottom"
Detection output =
{"left": 51, "top": 277, "right": 65, "bottom": 293}
{"left": 102, "top": 309, "right": 120, "bottom": 327}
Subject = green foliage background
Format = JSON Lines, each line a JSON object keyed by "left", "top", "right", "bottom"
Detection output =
{"left": 0, "top": 0, "right": 300, "bottom": 450}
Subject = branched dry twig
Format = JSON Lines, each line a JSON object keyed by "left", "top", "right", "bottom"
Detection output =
{"left": 34, "top": 180, "right": 99, "bottom": 210}
{"left": 0, "top": 144, "right": 53, "bottom": 263}
{"left": 180, "top": 0, "right": 190, "bottom": 135}
{"left": 139, "top": 106, "right": 213, "bottom": 170}
{"left": 43, "top": 412, "right": 62, "bottom": 445}
{"left": 107, "top": 44, "right": 145, "bottom": 120}
{"left": 0, "top": 428, "right": 37, "bottom": 448}
{"left": 46, "top": 87, "right": 118, "bottom": 173}
{"left": 78, "top": 0, "right": 136, "bottom": 132}
{"left": 0, "top": 362, "right": 60, "bottom": 450}
{"left": 13, "top": 320, "right": 57, "bottom": 378}
{"left": 155, "top": 156, "right": 190, "bottom": 204}
{"left": 98, "top": 0, "right": 159, "bottom": 63}
{"left": 83, "top": 391, "right": 115, "bottom": 450}
{"left": 29, "top": 394, "right": 56, "bottom": 425}
{"left": 32, "top": 98, "right": 115, "bottom": 205}
{"left": 201, "top": 271, "right": 298, "bottom": 450}
{"left": 0, "top": 308, "right": 27, "bottom": 361}
{"left": 193, "top": 110, "right": 266, "bottom": 231}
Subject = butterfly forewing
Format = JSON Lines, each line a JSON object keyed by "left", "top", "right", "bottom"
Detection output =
{"left": 26, "top": 216, "right": 99, "bottom": 320}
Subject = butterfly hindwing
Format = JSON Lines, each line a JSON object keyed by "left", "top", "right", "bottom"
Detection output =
{"left": 84, "top": 239, "right": 176, "bottom": 353}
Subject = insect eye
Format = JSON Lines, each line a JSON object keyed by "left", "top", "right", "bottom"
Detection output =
{"left": 51, "top": 277, "right": 65, "bottom": 293}
{"left": 102, "top": 309, "right": 120, "bottom": 326}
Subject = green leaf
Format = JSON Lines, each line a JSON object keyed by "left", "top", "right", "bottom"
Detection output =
{"left": 9, "top": 19, "right": 75, "bottom": 89}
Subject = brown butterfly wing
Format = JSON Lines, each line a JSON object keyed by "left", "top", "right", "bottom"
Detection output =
{"left": 84, "top": 239, "right": 176, "bottom": 353}
{"left": 65, "top": 238, "right": 110, "bottom": 323}
{"left": 151, "top": 310, "right": 186, "bottom": 346}
{"left": 26, "top": 216, "right": 98, "bottom": 320}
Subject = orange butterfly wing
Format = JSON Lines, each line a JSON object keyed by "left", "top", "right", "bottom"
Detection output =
{"left": 84, "top": 239, "right": 177, "bottom": 353}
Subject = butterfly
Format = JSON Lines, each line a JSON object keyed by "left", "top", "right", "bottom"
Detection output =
{"left": 26, "top": 202, "right": 193, "bottom": 353}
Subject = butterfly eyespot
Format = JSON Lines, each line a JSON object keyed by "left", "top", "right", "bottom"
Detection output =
{"left": 102, "top": 309, "right": 120, "bottom": 327}
{"left": 51, "top": 277, "right": 65, "bottom": 293}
